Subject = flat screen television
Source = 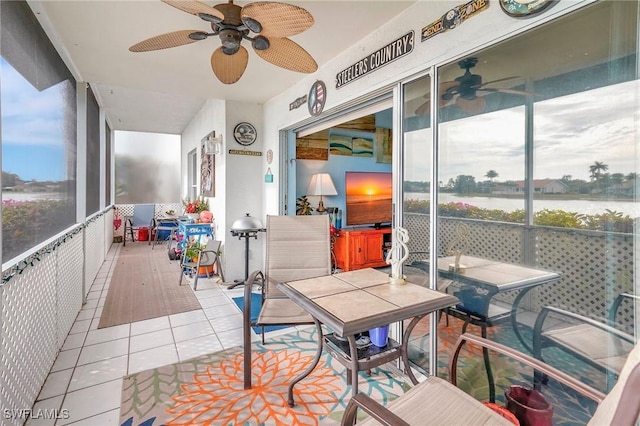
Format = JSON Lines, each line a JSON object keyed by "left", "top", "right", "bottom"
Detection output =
{"left": 345, "top": 171, "right": 393, "bottom": 228}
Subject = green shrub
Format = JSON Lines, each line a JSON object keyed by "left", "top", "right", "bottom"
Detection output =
{"left": 403, "top": 199, "right": 633, "bottom": 233}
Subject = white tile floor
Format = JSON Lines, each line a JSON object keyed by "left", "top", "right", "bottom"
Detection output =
{"left": 27, "top": 243, "right": 296, "bottom": 426}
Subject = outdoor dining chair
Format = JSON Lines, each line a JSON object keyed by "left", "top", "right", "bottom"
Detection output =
{"left": 342, "top": 332, "right": 640, "bottom": 426}
{"left": 123, "top": 203, "right": 155, "bottom": 246}
{"left": 242, "top": 214, "right": 331, "bottom": 390}
{"left": 178, "top": 239, "right": 224, "bottom": 291}
{"left": 533, "top": 292, "right": 639, "bottom": 391}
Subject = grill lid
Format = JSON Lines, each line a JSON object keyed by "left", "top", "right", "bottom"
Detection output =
{"left": 231, "top": 213, "right": 264, "bottom": 232}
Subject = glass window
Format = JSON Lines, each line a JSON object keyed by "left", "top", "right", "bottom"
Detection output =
{"left": 86, "top": 86, "right": 100, "bottom": 215}
{"left": 1, "top": 1, "right": 77, "bottom": 263}
{"left": 114, "top": 131, "right": 181, "bottom": 204}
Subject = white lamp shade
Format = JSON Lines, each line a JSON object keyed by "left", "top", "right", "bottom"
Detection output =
{"left": 307, "top": 173, "right": 338, "bottom": 196}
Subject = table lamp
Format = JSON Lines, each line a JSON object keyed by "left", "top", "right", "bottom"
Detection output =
{"left": 307, "top": 173, "right": 337, "bottom": 213}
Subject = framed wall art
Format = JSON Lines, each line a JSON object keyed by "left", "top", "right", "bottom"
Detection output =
{"left": 200, "top": 142, "right": 215, "bottom": 197}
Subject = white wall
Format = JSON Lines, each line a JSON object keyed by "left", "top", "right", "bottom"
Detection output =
{"left": 181, "top": 99, "right": 228, "bottom": 268}
{"left": 224, "top": 100, "right": 264, "bottom": 281}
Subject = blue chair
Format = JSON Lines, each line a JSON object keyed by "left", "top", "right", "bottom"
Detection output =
{"left": 123, "top": 204, "right": 155, "bottom": 246}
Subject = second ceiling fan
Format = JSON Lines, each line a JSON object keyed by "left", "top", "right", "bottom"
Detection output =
{"left": 416, "top": 57, "right": 532, "bottom": 115}
{"left": 129, "top": 0, "right": 318, "bottom": 84}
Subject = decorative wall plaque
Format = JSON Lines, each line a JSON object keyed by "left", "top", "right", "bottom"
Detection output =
{"left": 308, "top": 81, "right": 326, "bottom": 116}
{"left": 421, "top": 0, "right": 489, "bottom": 42}
{"left": 233, "top": 122, "right": 257, "bottom": 146}
{"left": 499, "top": 0, "right": 557, "bottom": 18}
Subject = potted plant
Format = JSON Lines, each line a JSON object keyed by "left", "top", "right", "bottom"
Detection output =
{"left": 296, "top": 196, "right": 314, "bottom": 215}
{"left": 184, "top": 240, "right": 204, "bottom": 262}
{"left": 184, "top": 240, "right": 220, "bottom": 277}
{"left": 183, "top": 197, "right": 210, "bottom": 222}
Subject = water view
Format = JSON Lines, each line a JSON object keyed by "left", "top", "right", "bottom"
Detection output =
{"left": 406, "top": 192, "right": 640, "bottom": 218}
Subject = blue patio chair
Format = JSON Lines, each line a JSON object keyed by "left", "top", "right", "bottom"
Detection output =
{"left": 123, "top": 204, "right": 155, "bottom": 246}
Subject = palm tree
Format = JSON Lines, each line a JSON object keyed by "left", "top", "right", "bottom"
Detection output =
{"left": 625, "top": 172, "right": 638, "bottom": 182}
{"left": 485, "top": 170, "right": 498, "bottom": 181}
{"left": 589, "top": 161, "right": 608, "bottom": 181}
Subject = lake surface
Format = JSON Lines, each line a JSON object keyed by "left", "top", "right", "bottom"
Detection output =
{"left": 3, "top": 192, "right": 66, "bottom": 201}
{"left": 405, "top": 192, "right": 640, "bottom": 218}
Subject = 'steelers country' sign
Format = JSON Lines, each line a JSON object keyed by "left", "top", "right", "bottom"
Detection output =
{"left": 421, "top": 0, "right": 489, "bottom": 42}
{"left": 336, "top": 31, "right": 414, "bottom": 89}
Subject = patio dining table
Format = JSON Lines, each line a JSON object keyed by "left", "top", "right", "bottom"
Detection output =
{"left": 278, "top": 268, "right": 458, "bottom": 407}
{"left": 412, "top": 255, "right": 561, "bottom": 401}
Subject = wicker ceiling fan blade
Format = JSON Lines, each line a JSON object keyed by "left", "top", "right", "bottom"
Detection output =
{"left": 211, "top": 46, "right": 249, "bottom": 84}
{"left": 162, "top": 0, "right": 224, "bottom": 20}
{"left": 477, "top": 76, "right": 519, "bottom": 88}
{"left": 456, "top": 96, "right": 486, "bottom": 114}
{"left": 415, "top": 99, "right": 431, "bottom": 117}
{"left": 242, "top": 2, "right": 314, "bottom": 38}
{"left": 254, "top": 37, "right": 317, "bottom": 73}
{"left": 129, "top": 30, "right": 203, "bottom": 52}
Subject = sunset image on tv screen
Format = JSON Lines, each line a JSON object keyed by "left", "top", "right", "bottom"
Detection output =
{"left": 345, "top": 172, "right": 392, "bottom": 226}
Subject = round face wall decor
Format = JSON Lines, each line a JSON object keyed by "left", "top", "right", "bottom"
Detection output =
{"left": 233, "top": 122, "right": 257, "bottom": 146}
{"left": 308, "top": 80, "right": 326, "bottom": 117}
{"left": 499, "top": 0, "right": 557, "bottom": 18}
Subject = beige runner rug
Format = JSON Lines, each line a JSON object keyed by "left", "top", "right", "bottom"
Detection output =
{"left": 98, "top": 242, "right": 202, "bottom": 328}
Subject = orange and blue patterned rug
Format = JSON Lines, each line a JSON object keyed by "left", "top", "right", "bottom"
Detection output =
{"left": 119, "top": 327, "right": 409, "bottom": 426}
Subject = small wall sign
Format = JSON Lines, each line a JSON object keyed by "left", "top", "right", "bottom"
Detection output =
{"left": 336, "top": 31, "right": 414, "bottom": 89}
{"left": 308, "top": 80, "right": 326, "bottom": 116}
{"left": 421, "top": 0, "right": 489, "bottom": 42}
{"left": 289, "top": 95, "right": 307, "bottom": 111}
{"left": 228, "top": 149, "right": 262, "bottom": 156}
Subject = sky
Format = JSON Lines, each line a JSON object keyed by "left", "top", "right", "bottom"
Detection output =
{"left": 1, "top": 58, "right": 69, "bottom": 181}
{"left": 404, "top": 80, "right": 639, "bottom": 184}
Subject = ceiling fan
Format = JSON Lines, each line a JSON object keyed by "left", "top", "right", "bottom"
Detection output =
{"left": 129, "top": 0, "right": 318, "bottom": 84}
{"left": 415, "top": 57, "right": 532, "bottom": 115}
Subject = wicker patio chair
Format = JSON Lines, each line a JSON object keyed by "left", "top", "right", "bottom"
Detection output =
{"left": 342, "top": 332, "right": 640, "bottom": 426}
{"left": 242, "top": 214, "right": 331, "bottom": 389}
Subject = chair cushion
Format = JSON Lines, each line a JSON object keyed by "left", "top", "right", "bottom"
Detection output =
{"left": 257, "top": 298, "right": 313, "bottom": 325}
{"left": 543, "top": 324, "right": 634, "bottom": 373}
{"left": 588, "top": 341, "right": 640, "bottom": 425}
{"left": 357, "top": 376, "right": 514, "bottom": 426}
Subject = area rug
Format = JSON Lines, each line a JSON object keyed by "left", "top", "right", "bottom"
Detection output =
{"left": 231, "top": 293, "right": 289, "bottom": 334}
{"left": 120, "top": 327, "right": 409, "bottom": 426}
{"left": 99, "top": 243, "right": 202, "bottom": 328}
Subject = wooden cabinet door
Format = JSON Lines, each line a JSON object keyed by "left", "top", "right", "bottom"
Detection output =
{"left": 352, "top": 234, "right": 368, "bottom": 267}
{"left": 363, "top": 233, "right": 385, "bottom": 264}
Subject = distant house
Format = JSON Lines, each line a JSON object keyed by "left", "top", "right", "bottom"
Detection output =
{"left": 500, "top": 179, "right": 569, "bottom": 194}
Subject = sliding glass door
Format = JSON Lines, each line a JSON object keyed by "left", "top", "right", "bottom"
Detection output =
{"left": 402, "top": 2, "right": 638, "bottom": 421}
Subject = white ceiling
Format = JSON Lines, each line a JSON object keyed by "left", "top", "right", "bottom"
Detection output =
{"left": 30, "top": 0, "right": 417, "bottom": 135}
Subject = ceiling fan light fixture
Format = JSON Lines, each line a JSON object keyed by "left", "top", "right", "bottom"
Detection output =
{"left": 198, "top": 12, "right": 222, "bottom": 24}
{"left": 252, "top": 35, "right": 270, "bottom": 51}
{"left": 188, "top": 31, "right": 209, "bottom": 41}
{"left": 220, "top": 29, "right": 242, "bottom": 54}
{"left": 242, "top": 17, "right": 262, "bottom": 33}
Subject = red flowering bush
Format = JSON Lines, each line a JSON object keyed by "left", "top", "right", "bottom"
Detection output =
{"left": 183, "top": 197, "right": 209, "bottom": 213}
